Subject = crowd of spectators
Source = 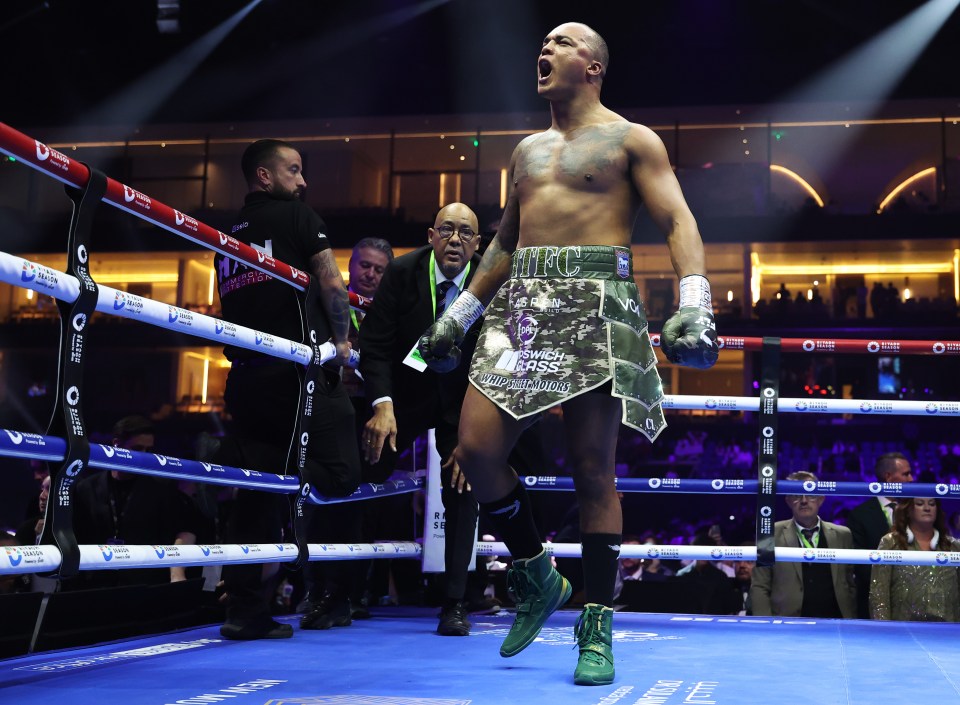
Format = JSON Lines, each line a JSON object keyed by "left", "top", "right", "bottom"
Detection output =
{"left": 751, "top": 281, "right": 958, "bottom": 327}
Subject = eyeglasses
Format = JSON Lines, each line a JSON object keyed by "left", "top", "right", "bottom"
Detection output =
{"left": 434, "top": 224, "right": 477, "bottom": 242}
{"left": 786, "top": 494, "right": 822, "bottom": 503}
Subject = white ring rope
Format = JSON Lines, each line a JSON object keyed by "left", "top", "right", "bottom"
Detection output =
{"left": 517, "top": 475, "right": 959, "bottom": 499}
{"left": 0, "top": 541, "right": 423, "bottom": 575}
{"left": 3, "top": 540, "right": 952, "bottom": 576}
{"left": 663, "top": 394, "right": 960, "bottom": 417}
{"left": 0, "top": 249, "right": 328, "bottom": 366}
{"left": 476, "top": 542, "right": 960, "bottom": 567}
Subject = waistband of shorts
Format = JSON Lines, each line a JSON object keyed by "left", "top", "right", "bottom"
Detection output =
{"left": 510, "top": 245, "right": 633, "bottom": 280}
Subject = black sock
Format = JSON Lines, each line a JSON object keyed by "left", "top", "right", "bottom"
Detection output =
{"left": 581, "top": 533, "right": 621, "bottom": 607}
{"left": 479, "top": 481, "right": 543, "bottom": 560}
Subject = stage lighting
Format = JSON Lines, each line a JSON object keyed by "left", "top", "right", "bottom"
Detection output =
{"left": 157, "top": 0, "right": 181, "bottom": 34}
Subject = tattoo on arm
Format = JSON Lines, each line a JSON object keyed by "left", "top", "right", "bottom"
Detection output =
{"left": 471, "top": 237, "right": 513, "bottom": 305}
{"left": 310, "top": 250, "right": 350, "bottom": 344}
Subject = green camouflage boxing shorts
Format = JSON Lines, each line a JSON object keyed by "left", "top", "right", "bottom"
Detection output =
{"left": 468, "top": 245, "right": 666, "bottom": 442}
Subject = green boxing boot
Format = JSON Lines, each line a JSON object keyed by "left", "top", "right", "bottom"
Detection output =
{"left": 573, "top": 603, "right": 614, "bottom": 686}
{"left": 499, "top": 549, "right": 572, "bottom": 657}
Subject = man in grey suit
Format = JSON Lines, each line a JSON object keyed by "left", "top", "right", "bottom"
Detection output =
{"left": 751, "top": 471, "right": 857, "bottom": 619}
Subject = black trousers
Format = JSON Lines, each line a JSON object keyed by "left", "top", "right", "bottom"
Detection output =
{"left": 322, "top": 398, "right": 421, "bottom": 603}
{"left": 360, "top": 404, "right": 479, "bottom": 602}
{"left": 364, "top": 405, "right": 548, "bottom": 603}
{"left": 217, "top": 360, "right": 361, "bottom": 620}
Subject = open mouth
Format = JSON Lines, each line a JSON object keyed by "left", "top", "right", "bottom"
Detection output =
{"left": 538, "top": 58, "right": 553, "bottom": 80}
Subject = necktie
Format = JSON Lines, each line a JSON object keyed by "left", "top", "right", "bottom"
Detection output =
{"left": 801, "top": 528, "right": 817, "bottom": 547}
{"left": 436, "top": 280, "right": 455, "bottom": 319}
{"left": 886, "top": 501, "right": 897, "bottom": 526}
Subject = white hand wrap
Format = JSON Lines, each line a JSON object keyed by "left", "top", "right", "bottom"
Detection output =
{"left": 678, "top": 274, "right": 712, "bottom": 312}
{"left": 444, "top": 290, "right": 485, "bottom": 330}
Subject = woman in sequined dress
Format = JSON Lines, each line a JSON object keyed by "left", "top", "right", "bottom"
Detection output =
{"left": 869, "top": 497, "right": 960, "bottom": 621}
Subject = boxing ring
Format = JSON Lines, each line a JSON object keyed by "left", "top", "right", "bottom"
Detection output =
{"left": 4, "top": 120, "right": 960, "bottom": 704}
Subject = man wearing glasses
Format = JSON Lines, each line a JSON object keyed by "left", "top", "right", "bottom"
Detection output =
{"left": 750, "top": 471, "right": 857, "bottom": 619}
{"left": 359, "top": 202, "right": 484, "bottom": 637}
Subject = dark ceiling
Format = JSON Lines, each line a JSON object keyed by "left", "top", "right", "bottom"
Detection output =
{"left": 3, "top": 0, "right": 960, "bottom": 130}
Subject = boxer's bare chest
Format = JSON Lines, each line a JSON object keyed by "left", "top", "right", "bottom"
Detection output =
{"left": 514, "top": 122, "right": 631, "bottom": 194}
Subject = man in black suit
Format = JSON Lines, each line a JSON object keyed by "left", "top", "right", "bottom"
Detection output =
{"left": 847, "top": 452, "right": 914, "bottom": 618}
{"left": 301, "top": 237, "right": 395, "bottom": 625}
{"left": 358, "top": 202, "right": 484, "bottom": 636}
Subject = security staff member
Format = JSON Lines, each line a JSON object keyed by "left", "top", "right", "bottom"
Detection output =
{"left": 214, "top": 139, "right": 360, "bottom": 640}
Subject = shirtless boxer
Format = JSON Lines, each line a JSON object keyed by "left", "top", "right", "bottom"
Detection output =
{"left": 418, "top": 22, "right": 718, "bottom": 685}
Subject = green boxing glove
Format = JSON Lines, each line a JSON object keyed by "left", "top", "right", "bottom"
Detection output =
{"left": 418, "top": 317, "right": 465, "bottom": 373}
{"left": 417, "top": 290, "right": 485, "bottom": 373}
{"left": 661, "top": 274, "right": 719, "bottom": 370}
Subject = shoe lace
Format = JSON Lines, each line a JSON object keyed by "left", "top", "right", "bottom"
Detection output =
{"left": 573, "top": 609, "right": 608, "bottom": 663}
{"left": 310, "top": 595, "right": 348, "bottom": 617}
{"left": 506, "top": 565, "right": 534, "bottom": 604}
{"left": 573, "top": 609, "right": 598, "bottom": 646}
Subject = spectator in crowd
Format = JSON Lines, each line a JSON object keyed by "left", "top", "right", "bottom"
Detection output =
{"left": 855, "top": 282, "right": 868, "bottom": 318}
{"left": 613, "top": 535, "right": 643, "bottom": 603}
{"left": 869, "top": 282, "right": 885, "bottom": 318}
{"left": 751, "top": 471, "right": 856, "bottom": 618}
{"left": 72, "top": 416, "right": 201, "bottom": 587}
{"left": 733, "top": 551, "right": 755, "bottom": 616}
{"left": 870, "top": 497, "right": 960, "bottom": 622}
{"left": 939, "top": 444, "right": 960, "bottom": 479}
{"left": 638, "top": 530, "right": 675, "bottom": 582}
{"left": 618, "top": 535, "right": 645, "bottom": 582}
{"left": 677, "top": 524, "right": 734, "bottom": 577}
{"left": 675, "top": 533, "right": 741, "bottom": 615}
{"left": 14, "top": 473, "right": 49, "bottom": 547}
{"left": 12, "top": 473, "right": 61, "bottom": 593}
{"left": 885, "top": 282, "right": 900, "bottom": 314}
{"left": 847, "top": 452, "right": 915, "bottom": 618}
{"left": 342, "top": 237, "right": 394, "bottom": 404}
{"left": 348, "top": 237, "right": 393, "bottom": 300}
{"left": 330, "top": 236, "right": 395, "bottom": 620}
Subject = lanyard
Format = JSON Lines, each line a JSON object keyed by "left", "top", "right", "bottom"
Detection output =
{"left": 429, "top": 250, "right": 470, "bottom": 319}
{"left": 797, "top": 526, "right": 820, "bottom": 549}
{"left": 109, "top": 493, "right": 120, "bottom": 540}
{"left": 108, "top": 480, "right": 127, "bottom": 541}
{"left": 350, "top": 309, "right": 360, "bottom": 331}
